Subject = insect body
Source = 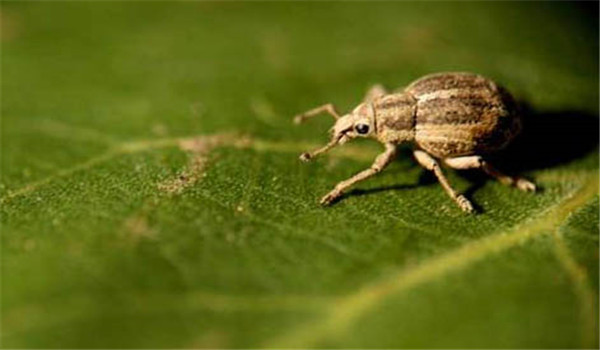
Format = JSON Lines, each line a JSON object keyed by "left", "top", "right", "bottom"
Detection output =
{"left": 294, "top": 72, "right": 535, "bottom": 213}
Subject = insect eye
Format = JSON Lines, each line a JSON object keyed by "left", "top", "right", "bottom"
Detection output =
{"left": 355, "top": 123, "right": 370, "bottom": 135}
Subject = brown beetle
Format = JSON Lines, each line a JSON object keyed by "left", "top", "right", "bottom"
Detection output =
{"left": 294, "top": 72, "right": 535, "bottom": 213}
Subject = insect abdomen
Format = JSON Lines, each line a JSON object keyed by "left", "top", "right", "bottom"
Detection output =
{"left": 406, "top": 72, "right": 521, "bottom": 158}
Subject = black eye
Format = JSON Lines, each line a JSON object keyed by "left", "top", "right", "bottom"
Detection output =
{"left": 355, "top": 123, "right": 370, "bottom": 135}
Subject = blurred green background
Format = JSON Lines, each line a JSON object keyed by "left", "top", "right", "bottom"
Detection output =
{"left": 1, "top": 2, "right": 598, "bottom": 348}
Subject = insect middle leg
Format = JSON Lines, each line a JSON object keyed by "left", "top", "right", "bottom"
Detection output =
{"left": 321, "top": 143, "right": 397, "bottom": 205}
{"left": 443, "top": 156, "right": 536, "bottom": 192}
{"left": 413, "top": 150, "right": 474, "bottom": 213}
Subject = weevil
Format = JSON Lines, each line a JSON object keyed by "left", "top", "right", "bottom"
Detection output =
{"left": 294, "top": 72, "right": 536, "bottom": 213}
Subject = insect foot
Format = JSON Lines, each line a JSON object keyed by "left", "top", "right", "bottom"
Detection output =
{"left": 299, "top": 152, "right": 312, "bottom": 162}
{"left": 515, "top": 178, "right": 536, "bottom": 192}
{"left": 320, "top": 189, "right": 343, "bottom": 206}
{"left": 456, "top": 195, "right": 475, "bottom": 213}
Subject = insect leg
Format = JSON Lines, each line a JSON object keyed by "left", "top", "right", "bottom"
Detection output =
{"left": 293, "top": 103, "right": 341, "bottom": 124}
{"left": 363, "top": 84, "right": 388, "bottom": 102}
{"left": 413, "top": 150, "right": 474, "bottom": 213}
{"left": 443, "top": 156, "right": 536, "bottom": 192}
{"left": 320, "top": 143, "right": 397, "bottom": 206}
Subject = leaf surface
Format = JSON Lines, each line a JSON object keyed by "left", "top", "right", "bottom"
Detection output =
{"left": 1, "top": 2, "right": 598, "bottom": 348}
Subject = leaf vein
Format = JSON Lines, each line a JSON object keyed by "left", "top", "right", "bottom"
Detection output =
{"left": 552, "top": 225, "right": 598, "bottom": 349}
{"left": 266, "top": 174, "right": 600, "bottom": 347}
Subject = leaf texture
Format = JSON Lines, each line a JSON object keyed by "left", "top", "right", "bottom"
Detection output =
{"left": 1, "top": 2, "right": 598, "bottom": 348}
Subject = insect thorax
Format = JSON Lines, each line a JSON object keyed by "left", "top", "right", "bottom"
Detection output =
{"left": 372, "top": 92, "right": 417, "bottom": 144}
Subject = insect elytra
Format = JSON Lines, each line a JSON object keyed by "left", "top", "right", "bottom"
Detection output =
{"left": 294, "top": 72, "right": 535, "bottom": 213}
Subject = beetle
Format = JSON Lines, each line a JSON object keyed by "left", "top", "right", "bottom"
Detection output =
{"left": 294, "top": 72, "right": 536, "bottom": 213}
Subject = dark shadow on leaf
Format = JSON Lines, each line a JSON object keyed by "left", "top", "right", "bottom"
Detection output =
{"left": 343, "top": 168, "right": 436, "bottom": 200}
{"left": 459, "top": 104, "right": 597, "bottom": 207}
{"left": 417, "top": 169, "right": 438, "bottom": 186}
{"left": 461, "top": 171, "right": 487, "bottom": 213}
{"left": 489, "top": 103, "right": 599, "bottom": 173}
{"left": 347, "top": 183, "right": 422, "bottom": 198}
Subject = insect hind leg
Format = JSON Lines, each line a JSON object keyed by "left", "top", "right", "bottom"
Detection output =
{"left": 443, "top": 156, "right": 536, "bottom": 192}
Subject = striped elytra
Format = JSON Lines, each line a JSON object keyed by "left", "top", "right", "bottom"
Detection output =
{"left": 373, "top": 72, "right": 521, "bottom": 158}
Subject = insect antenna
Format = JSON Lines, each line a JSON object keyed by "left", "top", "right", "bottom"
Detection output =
{"left": 293, "top": 104, "right": 340, "bottom": 124}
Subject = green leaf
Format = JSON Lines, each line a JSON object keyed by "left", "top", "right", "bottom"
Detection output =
{"left": 1, "top": 2, "right": 598, "bottom": 348}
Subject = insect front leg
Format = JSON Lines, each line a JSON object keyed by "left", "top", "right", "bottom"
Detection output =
{"left": 443, "top": 156, "right": 536, "bottom": 192}
{"left": 293, "top": 103, "right": 341, "bottom": 124}
{"left": 413, "top": 150, "right": 474, "bottom": 213}
{"left": 321, "top": 143, "right": 397, "bottom": 206}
